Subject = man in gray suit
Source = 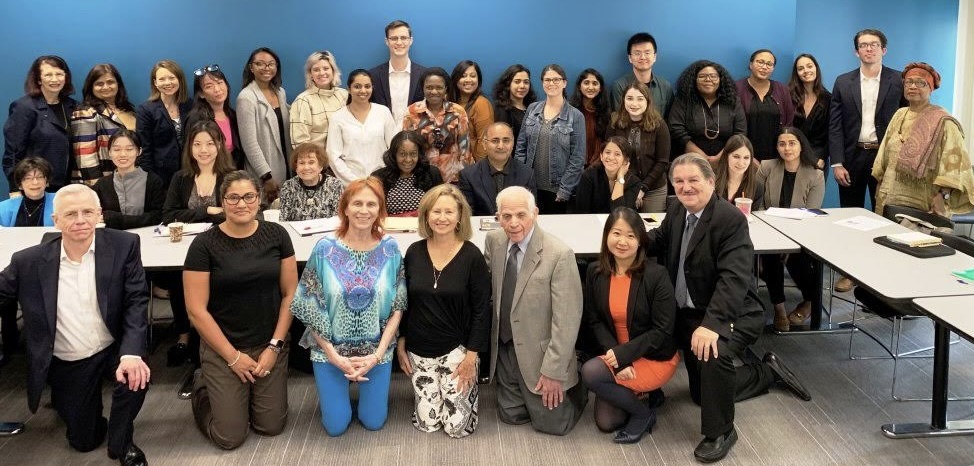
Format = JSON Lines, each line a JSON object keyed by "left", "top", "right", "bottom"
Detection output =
{"left": 484, "top": 186, "right": 587, "bottom": 435}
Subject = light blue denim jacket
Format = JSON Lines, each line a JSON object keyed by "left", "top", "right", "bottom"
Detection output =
{"left": 513, "top": 100, "right": 586, "bottom": 201}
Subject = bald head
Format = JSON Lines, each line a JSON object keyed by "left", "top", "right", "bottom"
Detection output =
{"left": 484, "top": 122, "right": 515, "bottom": 167}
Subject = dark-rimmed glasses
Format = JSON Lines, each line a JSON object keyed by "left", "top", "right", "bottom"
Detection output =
{"left": 223, "top": 193, "right": 259, "bottom": 205}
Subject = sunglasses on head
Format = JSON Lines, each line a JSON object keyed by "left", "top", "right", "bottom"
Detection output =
{"left": 194, "top": 64, "right": 221, "bottom": 76}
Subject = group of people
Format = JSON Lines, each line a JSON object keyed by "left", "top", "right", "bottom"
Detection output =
{"left": 1, "top": 21, "right": 973, "bottom": 466}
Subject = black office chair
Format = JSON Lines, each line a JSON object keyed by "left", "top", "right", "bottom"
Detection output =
{"left": 849, "top": 229, "right": 973, "bottom": 401}
{"left": 882, "top": 204, "right": 955, "bottom": 230}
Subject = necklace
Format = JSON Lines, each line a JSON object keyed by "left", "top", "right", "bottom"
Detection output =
{"left": 432, "top": 268, "right": 443, "bottom": 289}
{"left": 302, "top": 175, "right": 322, "bottom": 206}
{"left": 702, "top": 103, "right": 720, "bottom": 140}
{"left": 22, "top": 200, "right": 43, "bottom": 222}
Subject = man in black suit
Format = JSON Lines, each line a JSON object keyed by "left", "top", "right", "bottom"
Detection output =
{"left": 0, "top": 185, "right": 150, "bottom": 466}
{"left": 828, "top": 28, "right": 905, "bottom": 292}
{"left": 647, "top": 154, "right": 810, "bottom": 463}
{"left": 458, "top": 122, "right": 537, "bottom": 216}
{"left": 368, "top": 19, "right": 426, "bottom": 127}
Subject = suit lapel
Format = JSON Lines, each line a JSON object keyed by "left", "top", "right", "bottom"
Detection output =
{"left": 876, "top": 67, "right": 893, "bottom": 120}
{"left": 625, "top": 274, "right": 639, "bottom": 329}
{"left": 687, "top": 197, "right": 716, "bottom": 256}
{"left": 849, "top": 73, "right": 863, "bottom": 117}
{"left": 94, "top": 232, "right": 113, "bottom": 320}
{"left": 40, "top": 241, "right": 61, "bottom": 334}
{"left": 511, "top": 227, "right": 543, "bottom": 312}
{"left": 477, "top": 162, "right": 494, "bottom": 202}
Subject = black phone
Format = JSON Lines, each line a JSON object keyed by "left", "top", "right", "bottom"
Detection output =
{"left": 642, "top": 216, "right": 658, "bottom": 224}
{"left": 804, "top": 208, "right": 828, "bottom": 216}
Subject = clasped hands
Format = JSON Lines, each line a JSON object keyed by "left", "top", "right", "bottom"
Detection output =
{"left": 333, "top": 353, "right": 380, "bottom": 382}
{"left": 228, "top": 348, "right": 279, "bottom": 384}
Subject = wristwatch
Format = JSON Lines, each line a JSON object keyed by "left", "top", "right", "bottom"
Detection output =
{"left": 940, "top": 188, "right": 951, "bottom": 200}
{"left": 268, "top": 338, "right": 285, "bottom": 353}
{"left": 617, "top": 177, "right": 625, "bottom": 185}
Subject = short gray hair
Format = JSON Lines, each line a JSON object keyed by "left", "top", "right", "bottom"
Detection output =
{"left": 53, "top": 184, "right": 101, "bottom": 214}
{"left": 669, "top": 153, "right": 716, "bottom": 183}
{"left": 495, "top": 186, "right": 537, "bottom": 214}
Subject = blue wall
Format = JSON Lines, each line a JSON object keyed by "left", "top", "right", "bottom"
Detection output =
{"left": 0, "top": 0, "right": 959, "bottom": 207}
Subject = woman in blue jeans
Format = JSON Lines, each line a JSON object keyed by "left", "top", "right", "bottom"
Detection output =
{"left": 290, "top": 176, "right": 405, "bottom": 436}
{"left": 514, "top": 64, "right": 586, "bottom": 214}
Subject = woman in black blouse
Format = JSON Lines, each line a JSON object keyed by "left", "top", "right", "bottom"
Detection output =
{"left": 605, "top": 81, "right": 671, "bottom": 212}
{"left": 734, "top": 50, "right": 795, "bottom": 162}
{"left": 91, "top": 129, "right": 166, "bottom": 230}
{"left": 397, "top": 184, "right": 490, "bottom": 438}
{"left": 788, "top": 54, "right": 830, "bottom": 169}
{"left": 136, "top": 60, "right": 193, "bottom": 187}
{"left": 492, "top": 64, "right": 536, "bottom": 143}
{"left": 575, "top": 136, "right": 641, "bottom": 213}
{"left": 371, "top": 130, "right": 443, "bottom": 216}
{"left": 668, "top": 60, "right": 746, "bottom": 164}
{"left": 713, "top": 134, "right": 764, "bottom": 209}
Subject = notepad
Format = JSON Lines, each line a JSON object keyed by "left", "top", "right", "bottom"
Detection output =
{"left": 886, "top": 231, "right": 942, "bottom": 247}
{"left": 765, "top": 207, "right": 817, "bottom": 219}
{"left": 383, "top": 217, "right": 419, "bottom": 232}
{"left": 288, "top": 217, "right": 340, "bottom": 236}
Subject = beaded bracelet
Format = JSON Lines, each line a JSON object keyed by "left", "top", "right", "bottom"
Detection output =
{"left": 227, "top": 350, "right": 241, "bottom": 367}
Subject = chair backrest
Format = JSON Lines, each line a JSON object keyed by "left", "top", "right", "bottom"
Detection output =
{"left": 931, "top": 230, "right": 974, "bottom": 256}
{"left": 882, "top": 204, "right": 955, "bottom": 229}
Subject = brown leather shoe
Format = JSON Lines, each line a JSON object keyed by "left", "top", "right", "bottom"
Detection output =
{"left": 787, "top": 302, "right": 811, "bottom": 326}
{"left": 773, "top": 306, "right": 790, "bottom": 332}
{"left": 834, "top": 277, "right": 854, "bottom": 293}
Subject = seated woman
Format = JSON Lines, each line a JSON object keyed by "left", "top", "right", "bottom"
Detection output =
{"left": 714, "top": 135, "right": 764, "bottom": 209}
{"left": 371, "top": 130, "right": 443, "bottom": 216}
{"left": 278, "top": 142, "right": 343, "bottom": 221}
{"left": 290, "top": 177, "right": 405, "bottom": 437}
{"left": 605, "top": 81, "right": 671, "bottom": 212}
{"left": 184, "top": 64, "right": 245, "bottom": 170}
{"left": 71, "top": 63, "right": 137, "bottom": 185}
{"left": 569, "top": 68, "right": 611, "bottom": 168}
{"left": 872, "top": 62, "right": 974, "bottom": 218}
{"left": 136, "top": 60, "right": 194, "bottom": 187}
{"left": 492, "top": 64, "right": 536, "bottom": 142}
{"left": 403, "top": 67, "right": 471, "bottom": 184}
{"left": 450, "top": 60, "right": 494, "bottom": 161}
{"left": 757, "top": 127, "right": 824, "bottom": 331}
{"left": 3, "top": 55, "right": 76, "bottom": 190}
{"left": 398, "top": 184, "right": 490, "bottom": 438}
{"left": 580, "top": 207, "right": 678, "bottom": 444}
{"left": 91, "top": 129, "right": 166, "bottom": 230}
{"left": 237, "top": 47, "right": 291, "bottom": 204}
{"left": 668, "top": 60, "right": 746, "bottom": 164}
{"left": 184, "top": 170, "right": 297, "bottom": 450}
{"left": 289, "top": 50, "right": 348, "bottom": 150}
{"left": 575, "top": 137, "right": 641, "bottom": 214}
{"left": 789, "top": 54, "right": 830, "bottom": 169}
{"left": 326, "top": 69, "right": 397, "bottom": 186}
{"left": 735, "top": 50, "right": 795, "bottom": 162}
{"left": 0, "top": 157, "right": 56, "bottom": 355}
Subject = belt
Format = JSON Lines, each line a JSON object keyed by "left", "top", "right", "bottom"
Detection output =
{"left": 856, "top": 142, "right": 880, "bottom": 150}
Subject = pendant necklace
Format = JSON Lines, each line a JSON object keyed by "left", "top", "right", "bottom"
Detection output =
{"left": 702, "top": 103, "right": 720, "bottom": 140}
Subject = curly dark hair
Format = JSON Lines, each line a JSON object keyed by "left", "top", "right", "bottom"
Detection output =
{"left": 372, "top": 130, "right": 437, "bottom": 192}
{"left": 492, "top": 64, "right": 537, "bottom": 110}
{"left": 675, "top": 60, "right": 738, "bottom": 107}
{"left": 569, "top": 68, "right": 610, "bottom": 137}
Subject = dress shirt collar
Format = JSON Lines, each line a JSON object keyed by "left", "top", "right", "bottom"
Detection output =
{"left": 389, "top": 58, "right": 412, "bottom": 74}
{"left": 859, "top": 69, "right": 881, "bottom": 83}
{"left": 507, "top": 224, "right": 536, "bottom": 257}
{"left": 60, "top": 235, "right": 96, "bottom": 264}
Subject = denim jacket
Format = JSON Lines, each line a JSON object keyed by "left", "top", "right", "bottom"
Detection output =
{"left": 514, "top": 100, "right": 586, "bottom": 200}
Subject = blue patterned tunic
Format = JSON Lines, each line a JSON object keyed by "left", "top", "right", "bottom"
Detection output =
{"left": 290, "top": 234, "right": 406, "bottom": 364}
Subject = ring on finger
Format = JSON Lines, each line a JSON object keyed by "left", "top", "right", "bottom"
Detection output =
{"left": 264, "top": 370, "right": 271, "bottom": 376}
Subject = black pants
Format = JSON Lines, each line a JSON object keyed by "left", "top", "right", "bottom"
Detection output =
{"left": 47, "top": 347, "right": 147, "bottom": 456}
{"left": 678, "top": 310, "right": 774, "bottom": 438}
{"left": 837, "top": 147, "right": 878, "bottom": 210}
{"left": 1, "top": 299, "right": 19, "bottom": 355}
{"left": 537, "top": 190, "right": 568, "bottom": 215}
{"left": 760, "top": 252, "right": 818, "bottom": 305}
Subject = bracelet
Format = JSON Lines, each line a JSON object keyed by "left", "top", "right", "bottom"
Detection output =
{"left": 227, "top": 350, "right": 241, "bottom": 367}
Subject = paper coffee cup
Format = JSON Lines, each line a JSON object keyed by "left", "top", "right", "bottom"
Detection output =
{"left": 734, "top": 197, "right": 753, "bottom": 217}
{"left": 263, "top": 209, "right": 281, "bottom": 223}
{"left": 168, "top": 222, "right": 185, "bottom": 242}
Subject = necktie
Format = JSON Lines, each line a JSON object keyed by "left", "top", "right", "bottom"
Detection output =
{"left": 675, "top": 214, "right": 698, "bottom": 308}
{"left": 499, "top": 243, "right": 520, "bottom": 343}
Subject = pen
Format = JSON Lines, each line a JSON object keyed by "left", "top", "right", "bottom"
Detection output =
{"left": 153, "top": 222, "right": 164, "bottom": 234}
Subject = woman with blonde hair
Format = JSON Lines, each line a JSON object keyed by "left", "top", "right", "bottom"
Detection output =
{"left": 290, "top": 51, "right": 348, "bottom": 150}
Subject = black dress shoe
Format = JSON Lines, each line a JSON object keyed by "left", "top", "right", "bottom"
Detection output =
{"left": 167, "top": 343, "right": 188, "bottom": 367}
{"left": 763, "top": 352, "right": 812, "bottom": 401}
{"left": 612, "top": 410, "right": 656, "bottom": 444}
{"left": 694, "top": 428, "right": 737, "bottom": 463}
{"left": 108, "top": 444, "right": 147, "bottom": 466}
{"left": 642, "top": 388, "right": 665, "bottom": 409}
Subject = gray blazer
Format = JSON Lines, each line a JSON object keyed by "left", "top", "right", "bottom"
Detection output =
{"left": 484, "top": 225, "right": 583, "bottom": 392}
{"left": 236, "top": 81, "right": 292, "bottom": 183}
{"left": 757, "top": 159, "right": 825, "bottom": 209}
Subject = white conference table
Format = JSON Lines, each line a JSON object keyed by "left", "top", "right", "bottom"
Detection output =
{"left": 0, "top": 213, "right": 798, "bottom": 271}
{"left": 879, "top": 296, "right": 974, "bottom": 439}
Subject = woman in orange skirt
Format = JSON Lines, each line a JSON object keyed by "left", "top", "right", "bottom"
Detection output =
{"left": 581, "top": 206, "right": 678, "bottom": 444}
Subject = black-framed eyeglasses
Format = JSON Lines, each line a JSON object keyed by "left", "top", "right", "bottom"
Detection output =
{"left": 223, "top": 193, "right": 259, "bottom": 205}
{"left": 194, "top": 64, "right": 221, "bottom": 76}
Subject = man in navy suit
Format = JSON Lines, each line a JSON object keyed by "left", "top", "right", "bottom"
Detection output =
{"left": 0, "top": 184, "right": 150, "bottom": 466}
{"left": 827, "top": 28, "right": 904, "bottom": 291}
{"left": 459, "top": 122, "right": 537, "bottom": 216}
{"left": 368, "top": 19, "right": 426, "bottom": 127}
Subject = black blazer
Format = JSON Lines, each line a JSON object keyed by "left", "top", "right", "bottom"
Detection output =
{"left": 794, "top": 89, "right": 831, "bottom": 166}
{"left": 3, "top": 95, "right": 78, "bottom": 189}
{"left": 135, "top": 100, "right": 193, "bottom": 187}
{"left": 91, "top": 171, "right": 166, "bottom": 230}
{"left": 0, "top": 229, "right": 148, "bottom": 412}
{"left": 646, "top": 194, "right": 764, "bottom": 340}
{"left": 458, "top": 158, "right": 536, "bottom": 216}
{"left": 828, "top": 66, "right": 906, "bottom": 166}
{"left": 574, "top": 165, "right": 641, "bottom": 214}
{"left": 582, "top": 261, "right": 677, "bottom": 368}
{"left": 162, "top": 170, "right": 226, "bottom": 224}
{"left": 183, "top": 108, "right": 246, "bottom": 170}
{"left": 368, "top": 61, "right": 426, "bottom": 110}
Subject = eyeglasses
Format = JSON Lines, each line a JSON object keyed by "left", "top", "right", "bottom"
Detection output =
{"left": 753, "top": 59, "right": 775, "bottom": 68}
{"left": 486, "top": 137, "right": 514, "bottom": 146}
{"left": 194, "top": 64, "right": 221, "bottom": 76}
{"left": 251, "top": 61, "right": 277, "bottom": 70}
{"left": 904, "top": 79, "right": 929, "bottom": 89}
{"left": 630, "top": 50, "right": 655, "bottom": 58}
{"left": 857, "top": 42, "right": 883, "bottom": 50}
{"left": 387, "top": 35, "right": 411, "bottom": 43}
{"left": 542, "top": 77, "right": 563, "bottom": 85}
{"left": 696, "top": 73, "right": 720, "bottom": 82}
{"left": 21, "top": 174, "right": 47, "bottom": 183}
{"left": 223, "top": 193, "right": 260, "bottom": 205}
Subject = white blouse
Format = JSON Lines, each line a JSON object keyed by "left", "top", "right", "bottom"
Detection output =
{"left": 326, "top": 103, "right": 398, "bottom": 185}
